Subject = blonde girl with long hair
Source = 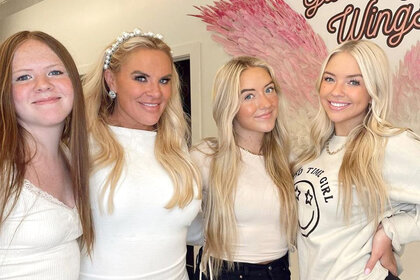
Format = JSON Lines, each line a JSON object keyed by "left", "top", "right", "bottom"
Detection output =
{"left": 0, "top": 31, "right": 93, "bottom": 278}
{"left": 79, "top": 29, "right": 201, "bottom": 279}
{"left": 293, "top": 40, "right": 420, "bottom": 280}
{"left": 191, "top": 56, "right": 297, "bottom": 280}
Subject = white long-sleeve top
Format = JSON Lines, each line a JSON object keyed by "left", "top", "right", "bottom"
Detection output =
{"left": 190, "top": 142, "right": 288, "bottom": 263}
{"left": 80, "top": 125, "right": 201, "bottom": 280}
{"left": 294, "top": 131, "right": 420, "bottom": 280}
{"left": 0, "top": 180, "right": 82, "bottom": 279}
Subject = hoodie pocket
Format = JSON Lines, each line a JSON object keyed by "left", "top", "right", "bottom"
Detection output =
{"left": 357, "top": 261, "right": 388, "bottom": 280}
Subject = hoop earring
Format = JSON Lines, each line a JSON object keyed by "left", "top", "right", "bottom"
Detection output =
{"left": 108, "top": 90, "right": 117, "bottom": 99}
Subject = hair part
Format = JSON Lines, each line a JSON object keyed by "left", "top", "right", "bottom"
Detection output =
{"left": 199, "top": 56, "right": 297, "bottom": 277}
{"left": 0, "top": 31, "right": 93, "bottom": 253}
{"left": 83, "top": 33, "right": 201, "bottom": 213}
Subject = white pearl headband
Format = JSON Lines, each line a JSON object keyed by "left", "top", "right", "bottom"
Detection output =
{"left": 103, "top": 28, "right": 164, "bottom": 70}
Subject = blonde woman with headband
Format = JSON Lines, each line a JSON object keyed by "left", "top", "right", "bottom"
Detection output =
{"left": 293, "top": 40, "right": 420, "bottom": 280}
{"left": 79, "top": 28, "right": 201, "bottom": 279}
{"left": 191, "top": 56, "right": 297, "bottom": 280}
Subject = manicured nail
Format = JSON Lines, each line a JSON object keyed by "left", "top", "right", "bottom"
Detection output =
{"left": 364, "top": 268, "right": 371, "bottom": 275}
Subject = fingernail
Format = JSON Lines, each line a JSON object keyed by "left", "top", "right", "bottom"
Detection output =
{"left": 364, "top": 268, "right": 371, "bottom": 275}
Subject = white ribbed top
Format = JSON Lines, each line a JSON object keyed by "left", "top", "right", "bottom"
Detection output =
{"left": 190, "top": 142, "right": 288, "bottom": 263}
{"left": 80, "top": 125, "right": 201, "bottom": 280}
{"left": 0, "top": 180, "right": 82, "bottom": 279}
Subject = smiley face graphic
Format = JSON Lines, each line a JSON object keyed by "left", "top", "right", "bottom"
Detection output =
{"left": 295, "top": 180, "right": 320, "bottom": 237}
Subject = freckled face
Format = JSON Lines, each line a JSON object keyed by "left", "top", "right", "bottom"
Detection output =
{"left": 319, "top": 52, "right": 371, "bottom": 136}
{"left": 11, "top": 39, "right": 74, "bottom": 132}
{"left": 233, "top": 67, "right": 279, "bottom": 142}
{"left": 106, "top": 48, "right": 172, "bottom": 130}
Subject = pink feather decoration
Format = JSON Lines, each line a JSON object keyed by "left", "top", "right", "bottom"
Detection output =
{"left": 192, "top": 0, "right": 328, "bottom": 109}
{"left": 391, "top": 41, "right": 420, "bottom": 133}
{"left": 193, "top": 0, "right": 420, "bottom": 136}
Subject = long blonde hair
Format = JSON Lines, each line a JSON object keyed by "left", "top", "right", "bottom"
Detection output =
{"left": 293, "top": 40, "right": 408, "bottom": 223}
{"left": 83, "top": 33, "right": 201, "bottom": 213}
{"left": 198, "top": 56, "right": 297, "bottom": 277}
{"left": 0, "top": 31, "right": 93, "bottom": 253}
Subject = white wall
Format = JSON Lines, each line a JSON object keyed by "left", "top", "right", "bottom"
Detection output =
{"left": 1, "top": 0, "right": 418, "bottom": 278}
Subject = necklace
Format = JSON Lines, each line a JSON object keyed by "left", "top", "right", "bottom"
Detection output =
{"left": 238, "top": 146, "right": 262, "bottom": 156}
{"left": 325, "top": 137, "right": 346, "bottom": 155}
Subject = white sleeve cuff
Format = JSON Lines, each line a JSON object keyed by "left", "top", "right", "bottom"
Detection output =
{"left": 381, "top": 217, "right": 402, "bottom": 252}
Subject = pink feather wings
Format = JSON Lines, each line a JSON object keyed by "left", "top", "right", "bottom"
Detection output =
{"left": 192, "top": 0, "right": 327, "bottom": 109}
{"left": 392, "top": 41, "right": 420, "bottom": 133}
{"left": 192, "top": 0, "right": 420, "bottom": 134}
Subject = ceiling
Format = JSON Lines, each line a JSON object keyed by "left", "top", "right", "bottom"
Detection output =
{"left": 0, "top": 0, "right": 44, "bottom": 21}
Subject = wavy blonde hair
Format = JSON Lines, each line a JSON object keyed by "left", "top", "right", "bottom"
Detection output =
{"left": 293, "top": 40, "right": 411, "bottom": 223}
{"left": 196, "top": 56, "right": 297, "bottom": 277}
{"left": 83, "top": 34, "right": 201, "bottom": 213}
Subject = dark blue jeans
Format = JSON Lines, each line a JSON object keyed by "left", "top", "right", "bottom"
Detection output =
{"left": 385, "top": 272, "right": 400, "bottom": 280}
{"left": 195, "top": 248, "right": 290, "bottom": 280}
